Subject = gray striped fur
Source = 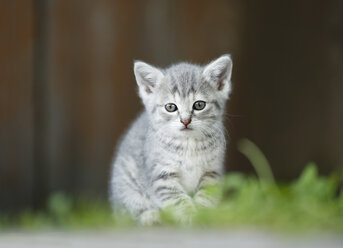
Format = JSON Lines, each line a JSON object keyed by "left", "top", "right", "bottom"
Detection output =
{"left": 110, "top": 55, "right": 233, "bottom": 225}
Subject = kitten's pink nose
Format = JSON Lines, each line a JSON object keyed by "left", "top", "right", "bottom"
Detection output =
{"left": 181, "top": 119, "right": 191, "bottom": 126}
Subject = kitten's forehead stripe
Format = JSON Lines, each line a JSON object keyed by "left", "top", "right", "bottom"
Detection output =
{"left": 165, "top": 63, "right": 203, "bottom": 99}
{"left": 171, "top": 84, "right": 180, "bottom": 95}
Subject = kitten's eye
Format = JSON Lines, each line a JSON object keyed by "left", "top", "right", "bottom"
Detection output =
{"left": 193, "top": 101, "right": 206, "bottom": 111}
{"left": 165, "top": 103, "right": 178, "bottom": 112}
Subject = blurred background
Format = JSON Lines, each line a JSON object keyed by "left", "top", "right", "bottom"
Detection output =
{"left": 1, "top": 0, "right": 343, "bottom": 213}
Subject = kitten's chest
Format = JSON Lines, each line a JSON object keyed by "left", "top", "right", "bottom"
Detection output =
{"left": 154, "top": 136, "right": 223, "bottom": 193}
{"left": 178, "top": 154, "right": 206, "bottom": 193}
{"left": 177, "top": 143, "right": 217, "bottom": 193}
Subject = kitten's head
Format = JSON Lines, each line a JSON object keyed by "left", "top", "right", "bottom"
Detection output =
{"left": 134, "top": 55, "right": 232, "bottom": 138}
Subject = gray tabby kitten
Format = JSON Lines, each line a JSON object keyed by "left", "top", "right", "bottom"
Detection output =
{"left": 110, "top": 55, "right": 233, "bottom": 225}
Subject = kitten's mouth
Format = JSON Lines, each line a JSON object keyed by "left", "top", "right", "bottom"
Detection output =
{"left": 180, "top": 127, "right": 192, "bottom": 131}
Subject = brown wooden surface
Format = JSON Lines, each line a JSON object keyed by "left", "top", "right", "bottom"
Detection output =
{"left": 1, "top": 0, "right": 342, "bottom": 211}
{"left": 0, "top": 0, "right": 35, "bottom": 210}
{"left": 229, "top": 0, "right": 343, "bottom": 179}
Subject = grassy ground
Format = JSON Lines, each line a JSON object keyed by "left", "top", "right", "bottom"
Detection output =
{"left": 1, "top": 140, "right": 342, "bottom": 233}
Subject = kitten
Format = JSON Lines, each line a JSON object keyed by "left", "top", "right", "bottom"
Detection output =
{"left": 110, "top": 55, "right": 233, "bottom": 225}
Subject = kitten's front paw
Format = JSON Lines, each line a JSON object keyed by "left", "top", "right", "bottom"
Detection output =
{"left": 194, "top": 192, "right": 220, "bottom": 209}
{"left": 172, "top": 200, "right": 197, "bottom": 225}
{"left": 194, "top": 185, "right": 221, "bottom": 209}
{"left": 139, "top": 209, "right": 160, "bottom": 226}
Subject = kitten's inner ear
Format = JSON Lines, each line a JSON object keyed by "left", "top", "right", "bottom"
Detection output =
{"left": 134, "top": 61, "right": 164, "bottom": 94}
{"left": 202, "top": 54, "right": 232, "bottom": 91}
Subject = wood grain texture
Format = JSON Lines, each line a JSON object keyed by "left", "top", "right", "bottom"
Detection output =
{"left": 0, "top": 0, "right": 35, "bottom": 211}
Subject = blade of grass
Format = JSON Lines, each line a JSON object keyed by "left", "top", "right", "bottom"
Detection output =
{"left": 237, "top": 138, "right": 275, "bottom": 184}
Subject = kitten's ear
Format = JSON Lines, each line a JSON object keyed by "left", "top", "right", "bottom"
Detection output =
{"left": 134, "top": 61, "right": 164, "bottom": 94}
{"left": 203, "top": 54, "right": 232, "bottom": 95}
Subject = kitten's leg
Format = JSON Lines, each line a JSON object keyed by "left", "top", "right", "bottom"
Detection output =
{"left": 193, "top": 171, "right": 222, "bottom": 208}
{"left": 111, "top": 158, "right": 159, "bottom": 225}
{"left": 151, "top": 171, "right": 195, "bottom": 223}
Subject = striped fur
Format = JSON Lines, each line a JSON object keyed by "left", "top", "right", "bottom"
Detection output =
{"left": 110, "top": 55, "right": 233, "bottom": 225}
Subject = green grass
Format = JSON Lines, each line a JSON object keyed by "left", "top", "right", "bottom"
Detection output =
{"left": 1, "top": 193, "right": 139, "bottom": 230}
{"left": 191, "top": 164, "right": 343, "bottom": 231}
{"left": 1, "top": 139, "right": 342, "bottom": 232}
